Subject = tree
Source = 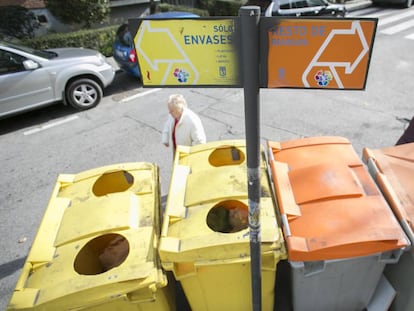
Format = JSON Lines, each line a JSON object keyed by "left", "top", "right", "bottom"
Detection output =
{"left": 45, "top": 0, "right": 110, "bottom": 28}
{"left": 0, "top": 6, "right": 39, "bottom": 39}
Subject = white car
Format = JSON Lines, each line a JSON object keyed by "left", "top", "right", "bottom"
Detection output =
{"left": 0, "top": 41, "right": 115, "bottom": 119}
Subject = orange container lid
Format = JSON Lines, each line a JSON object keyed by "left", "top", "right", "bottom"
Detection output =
{"left": 267, "top": 136, "right": 362, "bottom": 170}
{"left": 362, "top": 143, "right": 414, "bottom": 244}
{"left": 267, "top": 137, "right": 409, "bottom": 261}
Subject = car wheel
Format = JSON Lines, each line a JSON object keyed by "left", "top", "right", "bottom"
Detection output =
{"left": 66, "top": 78, "right": 102, "bottom": 110}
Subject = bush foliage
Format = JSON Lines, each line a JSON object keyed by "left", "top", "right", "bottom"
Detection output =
{"left": 45, "top": 0, "right": 110, "bottom": 28}
{"left": 0, "top": 5, "right": 39, "bottom": 39}
{"left": 23, "top": 25, "right": 118, "bottom": 57}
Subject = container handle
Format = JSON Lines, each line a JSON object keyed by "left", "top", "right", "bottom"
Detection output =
{"left": 281, "top": 214, "right": 291, "bottom": 237}
{"left": 379, "top": 249, "right": 404, "bottom": 264}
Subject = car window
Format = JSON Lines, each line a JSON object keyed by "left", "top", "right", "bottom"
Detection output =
{"left": 279, "top": 0, "right": 326, "bottom": 9}
{"left": 244, "top": 0, "right": 273, "bottom": 12}
{"left": 279, "top": 0, "right": 292, "bottom": 9}
{"left": 307, "top": 0, "right": 327, "bottom": 6}
{"left": 115, "top": 24, "right": 133, "bottom": 47}
{"left": 292, "top": 0, "right": 309, "bottom": 8}
{"left": 0, "top": 50, "right": 26, "bottom": 75}
{"left": 1, "top": 42, "right": 54, "bottom": 59}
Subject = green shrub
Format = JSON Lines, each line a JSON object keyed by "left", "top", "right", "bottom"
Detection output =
{"left": 157, "top": 3, "right": 210, "bottom": 16}
{"left": 23, "top": 25, "right": 118, "bottom": 56}
{"left": 209, "top": 0, "right": 246, "bottom": 16}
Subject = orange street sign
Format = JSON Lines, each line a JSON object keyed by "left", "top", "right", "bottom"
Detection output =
{"left": 265, "top": 18, "right": 378, "bottom": 90}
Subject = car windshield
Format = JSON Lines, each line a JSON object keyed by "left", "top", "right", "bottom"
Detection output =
{"left": 1, "top": 41, "right": 56, "bottom": 59}
{"left": 279, "top": 0, "right": 328, "bottom": 8}
{"left": 244, "top": 0, "right": 273, "bottom": 11}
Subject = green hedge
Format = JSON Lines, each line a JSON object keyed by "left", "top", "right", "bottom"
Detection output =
{"left": 158, "top": 3, "right": 210, "bottom": 16}
{"left": 207, "top": 0, "right": 246, "bottom": 16}
{"left": 23, "top": 25, "right": 118, "bottom": 57}
{"left": 19, "top": 2, "right": 242, "bottom": 57}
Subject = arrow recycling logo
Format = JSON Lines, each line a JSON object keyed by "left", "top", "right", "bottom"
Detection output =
{"left": 267, "top": 18, "right": 377, "bottom": 90}
{"left": 135, "top": 19, "right": 239, "bottom": 86}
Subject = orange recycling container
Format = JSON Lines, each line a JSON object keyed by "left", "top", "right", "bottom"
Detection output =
{"left": 267, "top": 136, "right": 409, "bottom": 311}
{"left": 363, "top": 142, "right": 414, "bottom": 245}
{"left": 363, "top": 142, "right": 414, "bottom": 311}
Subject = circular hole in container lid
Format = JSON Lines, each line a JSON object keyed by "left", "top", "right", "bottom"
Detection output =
{"left": 208, "top": 146, "right": 245, "bottom": 167}
{"left": 206, "top": 200, "right": 248, "bottom": 233}
{"left": 74, "top": 233, "right": 130, "bottom": 275}
{"left": 92, "top": 170, "right": 134, "bottom": 196}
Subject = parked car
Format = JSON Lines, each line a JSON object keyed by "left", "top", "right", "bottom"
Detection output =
{"left": 0, "top": 41, "right": 115, "bottom": 119}
{"left": 246, "top": 0, "right": 347, "bottom": 17}
{"left": 113, "top": 11, "right": 199, "bottom": 79}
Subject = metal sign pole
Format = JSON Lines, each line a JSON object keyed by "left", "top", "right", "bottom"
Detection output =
{"left": 239, "top": 6, "right": 261, "bottom": 311}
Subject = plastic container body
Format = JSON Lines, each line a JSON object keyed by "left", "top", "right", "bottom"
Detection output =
{"left": 290, "top": 250, "right": 403, "bottom": 311}
{"left": 159, "top": 140, "right": 287, "bottom": 311}
{"left": 7, "top": 163, "right": 174, "bottom": 311}
{"left": 267, "top": 137, "right": 409, "bottom": 311}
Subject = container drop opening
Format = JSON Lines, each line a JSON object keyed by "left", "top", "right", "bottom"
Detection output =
{"left": 206, "top": 200, "right": 248, "bottom": 233}
{"left": 92, "top": 170, "right": 134, "bottom": 196}
{"left": 208, "top": 146, "right": 245, "bottom": 167}
{"left": 74, "top": 233, "right": 130, "bottom": 275}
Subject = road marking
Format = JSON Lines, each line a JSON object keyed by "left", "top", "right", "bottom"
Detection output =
{"left": 405, "top": 32, "right": 414, "bottom": 40}
{"left": 119, "top": 88, "right": 162, "bottom": 103}
{"left": 378, "top": 9, "right": 414, "bottom": 27}
{"left": 349, "top": 8, "right": 395, "bottom": 18}
{"left": 364, "top": 8, "right": 396, "bottom": 18}
{"left": 381, "top": 19, "right": 414, "bottom": 35}
{"left": 24, "top": 115, "right": 79, "bottom": 135}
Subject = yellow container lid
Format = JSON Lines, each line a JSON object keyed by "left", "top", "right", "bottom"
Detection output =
{"left": 8, "top": 163, "right": 168, "bottom": 310}
{"left": 159, "top": 140, "right": 286, "bottom": 264}
{"left": 267, "top": 137, "right": 409, "bottom": 261}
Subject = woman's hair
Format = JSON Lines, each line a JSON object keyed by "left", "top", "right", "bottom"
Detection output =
{"left": 168, "top": 94, "right": 187, "bottom": 113}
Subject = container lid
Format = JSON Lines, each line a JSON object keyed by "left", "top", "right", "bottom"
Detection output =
{"left": 363, "top": 143, "right": 414, "bottom": 244}
{"left": 159, "top": 140, "right": 286, "bottom": 263}
{"left": 9, "top": 163, "right": 164, "bottom": 310}
{"left": 176, "top": 140, "right": 247, "bottom": 172}
{"left": 267, "top": 138, "right": 409, "bottom": 261}
{"left": 268, "top": 136, "right": 362, "bottom": 170}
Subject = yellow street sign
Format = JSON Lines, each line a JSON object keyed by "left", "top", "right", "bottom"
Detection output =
{"left": 135, "top": 18, "right": 240, "bottom": 86}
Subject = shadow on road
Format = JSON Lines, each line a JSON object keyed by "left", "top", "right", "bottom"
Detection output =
{"left": 105, "top": 71, "right": 142, "bottom": 96}
{"left": 0, "top": 104, "right": 76, "bottom": 136}
{"left": 0, "top": 71, "right": 142, "bottom": 136}
{"left": 0, "top": 257, "right": 26, "bottom": 280}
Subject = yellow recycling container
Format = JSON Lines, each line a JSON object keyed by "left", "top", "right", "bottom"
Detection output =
{"left": 7, "top": 162, "right": 175, "bottom": 311}
{"left": 159, "top": 140, "right": 287, "bottom": 311}
{"left": 267, "top": 136, "right": 410, "bottom": 311}
{"left": 363, "top": 142, "right": 414, "bottom": 311}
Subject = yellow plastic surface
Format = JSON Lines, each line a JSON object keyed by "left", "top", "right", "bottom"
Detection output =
{"left": 159, "top": 140, "right": 287, "bottom": 311}
{"left": 267, "top": 137, "right": 409, "bottom": 261}
{"left": 7, "top": 163, "right": 175, "bottom": 311}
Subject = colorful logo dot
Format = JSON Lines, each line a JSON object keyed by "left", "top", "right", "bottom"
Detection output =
{"left": 173, "top": 68, "right": 189, "bottom": 83}
{"left": 314, "top": 70, "right": 333, "bottom": 87}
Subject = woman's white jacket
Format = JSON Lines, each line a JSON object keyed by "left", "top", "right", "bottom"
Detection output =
{"left": 162, "top": 108, "right": 206, "bottom": 147}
